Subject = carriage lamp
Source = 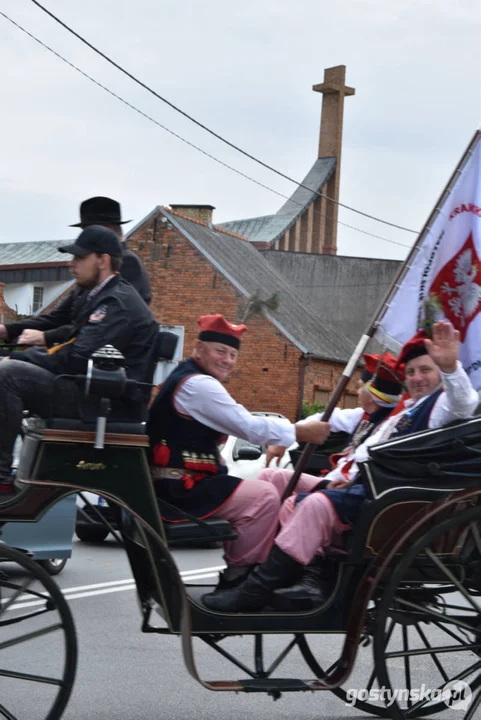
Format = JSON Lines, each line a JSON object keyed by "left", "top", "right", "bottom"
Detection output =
{"left": 86, "top": 345, "right": 127, "bottom": 449}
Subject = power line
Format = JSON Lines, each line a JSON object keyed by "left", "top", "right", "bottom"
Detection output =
{"left": 1, "top": 11, "right": 412, "bottom": 251}
{"left": 28, "top": 0, "right": 419, "bottom": 235}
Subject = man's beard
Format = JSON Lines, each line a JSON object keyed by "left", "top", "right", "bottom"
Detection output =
{"left": 76, "top": 267, "right": 101, "bottom": 289}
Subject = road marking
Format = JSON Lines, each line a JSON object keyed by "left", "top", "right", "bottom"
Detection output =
{"left": 2, "top": 565, "right": 224, "bottom": 611}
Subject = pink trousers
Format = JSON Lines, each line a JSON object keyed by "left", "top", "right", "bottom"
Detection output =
{"left": 258, "top": 468, "right": 349, "bottom": 565}
{"left": 213, "top": 479, "right": 280, "bottom": 566}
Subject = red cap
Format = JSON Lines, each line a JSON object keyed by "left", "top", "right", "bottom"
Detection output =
{"left": 395, "top": 330, "right": 429, "bottom": 378}
{"left": 197, "top": 314, "right": 247, "bottom": 350}
{"left": 362, "top": 353, "right": 403, "bottom": 395}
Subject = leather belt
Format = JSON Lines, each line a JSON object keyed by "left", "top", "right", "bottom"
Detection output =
{"left": 151, "top": 467, "right": 191, "bottom": 481}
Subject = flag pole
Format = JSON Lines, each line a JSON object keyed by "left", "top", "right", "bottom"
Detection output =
{"left": 281, "top": 129, "right": 481, "bottom": 502}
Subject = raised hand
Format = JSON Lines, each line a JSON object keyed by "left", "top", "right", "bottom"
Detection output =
{"left": 424, "top": 321, "right": 459, "bottom": 374}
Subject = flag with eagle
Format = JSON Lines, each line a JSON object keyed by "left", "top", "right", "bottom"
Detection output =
{"left": 377, "top": 131, "right": 481, "bottom": 390}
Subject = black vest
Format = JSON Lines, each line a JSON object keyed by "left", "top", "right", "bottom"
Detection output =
{"left": 390, "top": 388, "right": 443, "bottom": 437}
{"left": 147, "top": 357, "right": 242, "bottom": 521}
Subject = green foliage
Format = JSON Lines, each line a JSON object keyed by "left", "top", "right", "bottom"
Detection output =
{"left": 301, "top": 400, "right": 325, "bottom": 419}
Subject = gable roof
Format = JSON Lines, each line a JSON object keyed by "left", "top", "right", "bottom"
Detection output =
{"left": 262, "top": 250, "right": 401, "bottom": 349}
{"left": 0, "top": 240, "right": 70, "bottom": 266}
{"left": 162, "top": 208, "right": 353, "bottom": 362}
{"left": 218, "top": 157, "right": 336, "bottom": 245}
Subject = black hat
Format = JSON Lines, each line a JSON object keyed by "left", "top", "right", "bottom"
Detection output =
{"left": 69, "top": 196, "right": 131, "bottom": 228}
{"left": 58, "top": 226, "right": 123, "bottom": 257}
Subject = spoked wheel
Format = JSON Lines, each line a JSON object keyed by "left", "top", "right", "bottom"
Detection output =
{"left": 297, "top": 623, "right": 440, "bottom": 718}
{"left": 297, "top": 630, "right": 396, "bottom": 717}
{"left": 373, "top": 504, "right": 481, "bottom": 720}
{"left": 0, "top": 543, "right": 77, "bottom": 720}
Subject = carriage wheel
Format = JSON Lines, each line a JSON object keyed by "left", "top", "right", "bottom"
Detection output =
{"left": 373, "top": 504, "right": 481, "bottom": 720}
{"left": 297, "top": 632, "right": 392, "bottom": 717}
{"left": 0, "top": 543, "right": 77, "bottom": 720}
{"left": 297, "top": 626, "right": 448, "bottom": 718}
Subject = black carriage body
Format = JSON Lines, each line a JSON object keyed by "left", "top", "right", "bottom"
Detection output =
{"left": 4, "top": 417, "right": 481, "bottom": 635}
{"left": 1, "top": 368, "right": 481, "bottom": 718}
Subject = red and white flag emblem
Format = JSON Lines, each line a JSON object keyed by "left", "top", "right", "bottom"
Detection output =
{"left": 377, "top": 132, "right": 481, "bottom": 389}
{"left": 429, "top": 233, "right": 481, "bottom": 341}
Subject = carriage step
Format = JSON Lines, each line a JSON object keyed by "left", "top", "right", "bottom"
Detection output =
{"left": 239, "top": 678, "right": 313, "bottom": 695}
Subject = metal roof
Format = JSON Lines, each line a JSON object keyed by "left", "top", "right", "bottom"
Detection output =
{"left": 218, "top": 157, "right": 336, "bottom": 244}
{"left": 0, "top": 241, "right": 69, "bottom": 265}
{"left": 262, "top": 250, "right": 401, "bottom": 349}
{"left": 162, "top": 209, "right": 354, "bottom": 362}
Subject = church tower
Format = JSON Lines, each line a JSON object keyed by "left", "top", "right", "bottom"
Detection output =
{"left": 219, "top": 65, "right": 355, "bottom": 255}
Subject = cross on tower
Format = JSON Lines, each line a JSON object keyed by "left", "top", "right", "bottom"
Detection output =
{"left": 312, "top": 65, "right": 355, "bottom": 253}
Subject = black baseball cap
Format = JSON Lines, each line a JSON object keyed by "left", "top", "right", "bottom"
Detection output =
{"left": 58, "top": 225, "right": 123, "bottom": 257}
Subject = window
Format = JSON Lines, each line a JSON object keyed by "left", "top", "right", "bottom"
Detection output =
{"left": 32, "top": 286, "right": 44, "bottom": 314}
{"left": 343, "top": 393, "right": 359, "bottom": 409}
{"left": 314, "top": 389, "right": 330, "bottom": 406}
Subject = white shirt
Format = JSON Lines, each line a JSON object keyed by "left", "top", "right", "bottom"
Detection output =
{"left": 299, "top": 406, "right": 364, "bottom": 436}
{"left": 174, "top": 374, "right": 296, "bottom": 447}
{"left": 328, "top": 362, "right": 479, "bottom": 483}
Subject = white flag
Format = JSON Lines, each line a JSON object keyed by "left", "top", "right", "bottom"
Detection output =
{"left": 377, "top": 131, "right": 481, "bottom": 389}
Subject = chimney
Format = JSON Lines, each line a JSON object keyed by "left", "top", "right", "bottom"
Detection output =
{"left": 169, "top": 204, "right": 215, "bottom": 224}
{"left": 312, "top": 65, "right": 355, "bottom": 255}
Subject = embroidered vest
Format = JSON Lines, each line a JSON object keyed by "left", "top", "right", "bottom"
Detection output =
{"left": 146, "top": 357, "right": 226, "bottom": 476}
{"left": 391, "top": 388, "right": 443, "bottom": 438}
{"left": 330, "top": 405, "right": 393, "bottom": 465}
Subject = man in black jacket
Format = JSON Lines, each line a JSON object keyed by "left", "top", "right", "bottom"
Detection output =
{"left": 69, "top": 196, "right": 151, "bottom": 306}
{"left": 0, "top": 197, "right": 151, "bottom": 348}
{"left": 0, "top": 226, "right": 158, "bottom": 496}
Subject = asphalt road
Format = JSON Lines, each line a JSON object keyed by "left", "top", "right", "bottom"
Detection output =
{"left": 2, "top": 536, "right": 478, "bottom": 720}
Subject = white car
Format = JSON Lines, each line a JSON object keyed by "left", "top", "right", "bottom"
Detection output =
{"left": 220, "top": 412, "right": 293, "bottom": 479}
{"left": 75, "top": 412, "right": 293, "bottom": 542}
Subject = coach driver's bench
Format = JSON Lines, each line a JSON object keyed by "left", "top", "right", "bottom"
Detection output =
{"left": 15, "top": 332, "right": 236, "bottom": 548}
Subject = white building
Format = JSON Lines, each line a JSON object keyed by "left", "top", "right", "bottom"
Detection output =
{"left": 0, "top": 241, "right": 73, "bottom": 316}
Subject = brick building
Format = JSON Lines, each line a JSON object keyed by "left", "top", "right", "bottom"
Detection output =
{"left": 124, "top": 204, "right": 358, "bottom": 420}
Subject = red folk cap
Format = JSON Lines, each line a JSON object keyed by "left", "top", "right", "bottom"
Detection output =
{"left": 395, "top": 330, "right": 429, "bottom": 378}
{"left": 361, "top": 352, "right": 403, "bottom": 395}
{"left": 197, "top": 314, "right": 248, "bottom": 350}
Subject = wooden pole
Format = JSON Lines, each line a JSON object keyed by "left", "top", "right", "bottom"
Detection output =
{"left": 281, "top": 129, "right": 481, "bottom": 501}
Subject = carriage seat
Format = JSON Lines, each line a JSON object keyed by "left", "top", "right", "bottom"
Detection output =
{"left": 16, "top": 416, "right": 146, "bottom": 483}
{"left": 44, "top": 418, "right": 146, "bottom": 434}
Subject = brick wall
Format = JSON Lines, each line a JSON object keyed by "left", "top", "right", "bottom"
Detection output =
{"left": 303, "top": 358, "right": 360, "bottom": 412}
{"left": 0, "top": 282, "right": 17, "bottom": 322}
{"left": 128, "top": 210, "right": 357, "bottom": 421}
{"left": 169, "top": 205, "right": 215, "bottom": 224}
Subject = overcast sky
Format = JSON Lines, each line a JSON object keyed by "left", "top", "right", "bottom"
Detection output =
{"left": 1, "top": 0, "right": 480, "bottom": 260}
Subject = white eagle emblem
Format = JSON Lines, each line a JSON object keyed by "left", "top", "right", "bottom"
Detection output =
{"left": 428, "top": 233, "right": 481, "bottom": 341}
{"left": 440, "top": 248, "right": 481, "bottom": 324}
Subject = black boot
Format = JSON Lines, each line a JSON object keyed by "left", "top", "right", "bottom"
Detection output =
{"left": 270, "top": 559, "right": 328, "bottom": 611}
{"left": 202, "top": 546, "right": 301, "bottom": 612}
{"left": 212, "top": 565, "right": 254, "bottom": 594}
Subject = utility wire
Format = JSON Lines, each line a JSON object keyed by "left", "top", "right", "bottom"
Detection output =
{"left": 28, "top": 0, "right": 419, "bottom": 235}
{"left": 1, "top": 11, "right": 412, "bottom": 251}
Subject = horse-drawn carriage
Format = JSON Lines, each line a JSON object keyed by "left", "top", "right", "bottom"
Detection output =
{"left": 1, "top": 341, "right": 481, "bottom": 720}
